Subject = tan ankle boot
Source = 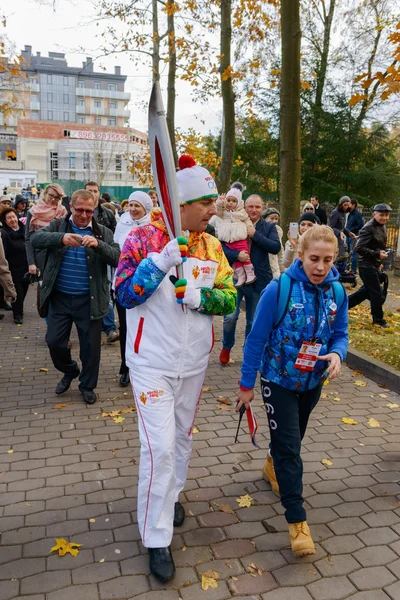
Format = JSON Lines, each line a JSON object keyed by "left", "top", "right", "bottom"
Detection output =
{"left": 288, "top": 521, "right": 316, "bottom": 557}
{"left": 263, "top": 454, "right": 280, "bottom": 496}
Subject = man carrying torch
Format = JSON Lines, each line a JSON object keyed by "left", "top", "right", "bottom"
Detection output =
{"left": 114, "top": 152, "right": 236, "bottom": 581}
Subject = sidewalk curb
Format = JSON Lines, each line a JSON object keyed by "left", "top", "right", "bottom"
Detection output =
{"left": 345, "top": 348, "right": 400, "bottom": 393}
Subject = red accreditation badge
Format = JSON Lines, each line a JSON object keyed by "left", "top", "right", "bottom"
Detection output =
{"left": 294, "top": 342, "right": 322, "bottom": 372}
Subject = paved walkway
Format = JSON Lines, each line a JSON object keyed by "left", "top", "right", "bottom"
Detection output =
{"left": 0, "top": 287, "right": 400, "bottom": 600}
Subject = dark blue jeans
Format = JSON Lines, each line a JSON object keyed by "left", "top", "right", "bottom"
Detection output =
{"left": 222, "top": 285, "right": 260, "bottom": 350}
{"left": 261, "top": 377, "right": 322, "bottom": 523}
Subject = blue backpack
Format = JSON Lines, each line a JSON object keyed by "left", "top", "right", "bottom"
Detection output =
{"left": 275, "top": 272, "right": 346, "bottom": 327}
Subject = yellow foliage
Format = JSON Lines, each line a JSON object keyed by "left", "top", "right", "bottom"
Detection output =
{"left": 349, "top": 93, "right": 367, "bottom": 106}
{"left": 301, "top": 81, "right": 311, "bottom": 90}
{"left": 342, "top": 417, "right": 358, "bottom": 425}
{"left": 50, "top": 538, "right": 82, "bottom": 557}
{"left": 236, "top": 494, "right": 253, "bottom": 508}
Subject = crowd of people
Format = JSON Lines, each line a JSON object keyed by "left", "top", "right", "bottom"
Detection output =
{"left": 0, "top": 164, "right": 394, "bottom": 581}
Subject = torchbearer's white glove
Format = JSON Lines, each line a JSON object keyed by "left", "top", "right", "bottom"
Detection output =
{"left": 152, "top": 236, "right": 188, "bottom": 273}
{"left": 170, "top": 276, "right": 201, "bottom": 310}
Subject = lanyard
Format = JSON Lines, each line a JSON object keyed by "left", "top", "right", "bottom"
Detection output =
{"left": 299, "top": 282, "right": 331, "bottom": 341}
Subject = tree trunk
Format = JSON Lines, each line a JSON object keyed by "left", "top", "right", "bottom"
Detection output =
{"left": 167, "top": 7, "right": 178, "bottom": 167}
{"left": 310, "top": 0, "right": 336, "bottom": 175}
{"left": 216, "top": 0, "right": 235, "bottom": 192}
{"left": 280, "top": 0, "right": 301, "bottom": 238}
{"left": 152, "top": 0, "right": 160, "bottom": 82}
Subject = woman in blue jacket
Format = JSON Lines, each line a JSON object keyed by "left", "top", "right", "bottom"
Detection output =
{"left": 236, "top": 225, "right": 348, "bottom": 557}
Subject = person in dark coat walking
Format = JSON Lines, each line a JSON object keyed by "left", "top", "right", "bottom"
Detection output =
{"left": 348, "top": 203, "right": 391, "bottom": 328}
{"left": 0, "top": 208, "right": 29, "bottom": 324}
{"left": 310, "top": 196, "right": 327, "bottom": 225}
{"left": 329, "top": 196, "right": 351, "bottom": 237}
{"left": 346, "top": 198, "right": 364, "bottom": 272}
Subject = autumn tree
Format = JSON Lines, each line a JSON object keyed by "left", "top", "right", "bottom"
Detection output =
{"left": 279, "top": 0, "right": 301, "bottom": 234}
{"left": 0, "top": 19, "right": 26, "bottom": 119}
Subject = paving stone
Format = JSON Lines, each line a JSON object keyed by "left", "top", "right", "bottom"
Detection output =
{"left": 354, "top": 545, "right": 398, "bottom": 567}
{"left": 72, "top": 562, "right": 121, "bottom": 584}
{"left": 228, "top": 572, "right": 278, "bottom": 595}
{"left": 348, "top": 566, "right": 396, "bottom": 590}
{"left": 261, "top": 588, "right": 313, "bottom": 600}
{"left": 0, "top": 545, "right": 22, "bottom": 565}
{"left": 361, "top": 511, "right": 400, "bottom": 527}
{"left": 254, "top": 533, "right": 289, "bottom": 552}
{"left": 99, "top": 575, "right": 149, "bottom": 599}
{"left": 173, "top": 545, "right": 213, "bottom": 567}
{"left": 348, "top": 593, "right": 394, "bottom": 600}
{"left": 94, "top": 542, "right": 139, "bottom": 562}
{"left": 223, "top": 522, "right": 266, "bottom": 539}
{"left": 180, "top": 581, "right": 231, "bottom": 600}
{"left": 134, "top": 593, "right": 179, "bottom": 600}
{"left": 0, "top": 557, "right": 45, "bottom": 579}
{"left": 327, "top": 517, "right": 368, "bottom": 536}
{"left": 0, "top": 580, "right": 19, "bottom": 600}
{"left": 183, "top": 527, "right": 225, "bottom": 546}
{"left": 211, "top": 539, "right": 257, "bottom": 559}
{"left": 385, "top": 581, "right": 400, "bottom": 600}
{"left": 272, "top": 563, "right": 321, "bottom": 586}
{"left": 120, "top": 555, "right": 149, "bottom": 576}
{"left": 1, "top": 526, "right": 45, "bottom": 545}
{"left": 20, "top": 570, "right": 71, "bottom": 594}
{"left": 198, "top": 511, "right": 238, "bottom": 527}
{"left": 47, "top": 584, "right": 99, "bottom": 600}
{"left": 150, "top": 566, "right": 198, "bottom": 590}
{"left": 307, "top": 575, "right": 356, "bottom": 599}
{"left": 358, "top": 527, "right": 399, "bottom": 546}
{"left": 197, "top": 558, "right": 245, "bottom": 579}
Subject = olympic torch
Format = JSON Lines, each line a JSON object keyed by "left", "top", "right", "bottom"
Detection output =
{"left": 148, "top": 82, "right": 187, "bottom": 312}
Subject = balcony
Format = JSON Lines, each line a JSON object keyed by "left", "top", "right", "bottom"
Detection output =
{"left": 29, "top": 83, "right": 40, "bottom": 92}
{"left": 0, "top": 160, "right": 25, "bottom": 171}
{"left": 92, "top": 106, "right": 105, "bottom": 116}
{"left": 109, "top": 108, "right": 131, "bottom": 118}
{"left": 76, "top": 88, "right": 130, "bottom": 101}
{"left": 30, "top": 102, "right": 40, "bottom": 111}
{"left": 76, "top": 106, "right": 86, "bottom": 113}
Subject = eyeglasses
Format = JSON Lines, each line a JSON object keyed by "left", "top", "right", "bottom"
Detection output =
{"left": 304, "top": 208, "right": 314, "bottom": 211}
{"left": 47, "top": 193, "right": 61, "bottom": 200}
{"left": 73, "top": 208, "right": 94, "bottom": 215}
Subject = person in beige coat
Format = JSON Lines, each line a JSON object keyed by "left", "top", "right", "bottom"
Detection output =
{"left": 216, "top": 188, "right": 256, "bottom": 286}
{"left": 0, "top": 236, "right": 17, "bottom": 320}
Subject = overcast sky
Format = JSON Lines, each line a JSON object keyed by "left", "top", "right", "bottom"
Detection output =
{"left": 7, "top": 0, "right": 223, "bottom": 136}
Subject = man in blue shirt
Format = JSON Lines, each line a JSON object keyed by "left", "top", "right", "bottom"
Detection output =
{"left": 32, "top": 190, "right": 120, "bottom": 404}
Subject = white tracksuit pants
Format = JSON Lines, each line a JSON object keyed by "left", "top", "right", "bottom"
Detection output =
{"left": 130, "top": 368, "right": 205, "bottom": 548}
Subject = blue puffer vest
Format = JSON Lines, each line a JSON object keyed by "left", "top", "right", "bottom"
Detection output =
{"left": 261, "top": 277, "right": 339, "bottom": 392}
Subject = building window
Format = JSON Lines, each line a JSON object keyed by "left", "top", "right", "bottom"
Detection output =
{"left": 63, "top": 94, "right": 69, "bottom": 104}
{"left": 78, "top": 80, "right": 85, "bottom": 88}
{"left": 97, "top": 153, "right": 104, "bottom": 170}
{"left": 48, "top": 110, "right": 53, "bottom": 120}
{"left": 69, "top": 170, "right": 76, "bottom": 180}
{"left": 83, "top": 152, "right": 90, "bottom": 170}
{"left": 78, "top": 97, "right": 84, "bottom": 106}
{"left": 94, "top": 100, "right": 101, "bottom": 108}
{"left": 50, "top": 151, "right": 58, "bottom": 179}
{"left": 96, "top": 117, "right": 101, "bottom": 125}
{"left": 93, "top": 81, "right": 101, "bottom": 90}
{"left": 110, "top": 101, "right": 117, "bottom": 109}
{"left": 47, "top": 92, "right": 52, "bottom": 102}
{"left": 47, "top": 74, "right": 52, "bottom": 84}
{"left": 69, "top": 152, "right": 76, "bottom": 169}
{"left": 31, "top": 112, "right": 39, "bottom": 120}
{"left": 64, "top": 112, "right": 69, "bottom": 122}
{"left": 108, "top": 118, "right": 116, "bottom": 126}
{"left": 115, "top": 154, "right": 122, "bottom": 172}
{"left": 108, "top": 84, "right": 117, "bottom": 91}
{"left": 63, "top": 76, "right": 68, "bottom": 86}
{"left": 78, "top": 116, "right": 86, "bottom": 124}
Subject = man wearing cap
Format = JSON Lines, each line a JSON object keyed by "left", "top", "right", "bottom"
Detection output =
{"left": 115, "top": 155, "right": 236, "bottom": 583}
{"left": 348, "top": 203, "right": 392, "bottom": 327}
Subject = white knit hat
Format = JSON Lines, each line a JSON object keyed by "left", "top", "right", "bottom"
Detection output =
{"left": 226, "top": 188, "right": 242, "bottom": 202}
{"left": 176, "top": 155, "right": 218, "bottom": 204}
{"left": 128, "top": 191, "right": 153, "bottom": 214}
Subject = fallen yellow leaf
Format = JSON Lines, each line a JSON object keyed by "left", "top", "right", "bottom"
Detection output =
{"left": 217, "top": 405, "right": 231, "bottom": 411}
{"left": 7, "top": 449, "right": 13, "bottom": 454}
{"left": 387, "top": 403, "right": 399, "bottom": 409}
{"left": 89, "top": 518, "right": 96, "bottom": 523}
{"left": 20, "top": 367, "right": 24, "bottom": 371}
{"left": 39, "top": 368, "right": 48, "bottom": 372}
{"left": 202, "top": 571, "right": 219, "bottom": 591}
{"left": 368, "top": 418, "right": 380, "bottom": 428}
{"left": 192, "top": 426, "right": 199, "bottom": 434}
{"left": 333, "top": 397, "right": 341, "bottom": 402}
{"left": 121, "top": 406, "right": 136, "bottom": 414}
{"left": 102, "top": 410, "right": 121, "bottom": 418}
{"left": 321, "top": 393, "right": 328, "bottom": 399}
{"left": 323, "top": 380, "right": 330, "bottom": 386}
{"left": 217, "top": 396, "right": 232, "bottom": 406}
{"left": 342, "top": 417, "right": 358, "bottom": 425}
{"left": 113, "top": 416, "right": 125, "bottom": 424}
{"left": 99, "top": 558, "right": 105, "bottom": 563}
{"left": 52, "top": 403, "right": 70, "bottom": 410}
{"left": 202, "top": 386, "right": 210, "bottom": 392}
{"left": 379, "top": 394, "right": 388, "bottom": 399}
{"left": 50, "top": 538, "right": 82, "bottom": 557}
{"left": 214, "top": 503, "right": 235, "bottom": 515}
{"left": 321, "top": 458, "right": 333, "bottom": 466}
{"left": 236, "top": 494, "right": 253, "bottom": 508}
{"left": 354, "top": 380, "right": 366, "bottom": 387}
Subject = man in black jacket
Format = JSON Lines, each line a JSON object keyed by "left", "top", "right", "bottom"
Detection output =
{"left": 219, "top": 194, "right": 281, "bottom": 365}
{"left": 84, "top": 181, "right": 119, "bottom": 343}
{"left": 348, "top": 203, "right": 391, "bottom": 328}
{"left": 310, "top": 195, "right": 327, "bottom": 225}
{"left": 32, "top": 190, "right": 120, "bottom": 403}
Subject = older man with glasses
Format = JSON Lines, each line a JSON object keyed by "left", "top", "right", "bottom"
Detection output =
{"left": 32, "top": 189, "right": 120, "bottom": 404}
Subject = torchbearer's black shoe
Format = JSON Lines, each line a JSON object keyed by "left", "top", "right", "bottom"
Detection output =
{"left": 56, "top": 371, "right": 79, "bottom": 395}
{"left": 119, "top": 373, "right": 130, "bottom": 387}
{"left": 81, "top": 390, "right": 97, "bottom": 405}
{"left": 373, "top": 319, "right": 390, "bottom": 328}
{"left": 149, "top": 546, "right": 176, "bottom": 582}
{"left": 173, "top": 501, "right": 185, "bottom": 527}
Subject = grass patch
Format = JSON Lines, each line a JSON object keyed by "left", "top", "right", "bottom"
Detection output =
{"left": 348, "top": 304, "right": 400, "bottom": 370}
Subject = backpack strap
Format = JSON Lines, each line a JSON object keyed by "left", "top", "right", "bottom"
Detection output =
{"left": 275, "top": 272, "right": 293, "bottom": 327}
{"left": 331, "top": 281, "right": 346, "bottom": 312}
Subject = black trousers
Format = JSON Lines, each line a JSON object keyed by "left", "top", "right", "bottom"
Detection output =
{"left": 46, "top": 291, "right": 102, "bottom": 392}
{"left": 348, "top": 266, "right": 385, "bottom": 323}
{"left": 12, "top": 282, "right": 29, "bottom": 319}
{"left": 116, "top": 300, "right": 128, "bottom": 375}
{"left": 261, "top": 377, "right": 322, "bottom": 524}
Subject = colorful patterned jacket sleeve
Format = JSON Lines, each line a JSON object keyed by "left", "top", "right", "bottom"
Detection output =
{"left": 198, "top": 244, "right": 236, "bottom": 316}
{"left": 114, "top": 228, "right": 166, "bottom": 308}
